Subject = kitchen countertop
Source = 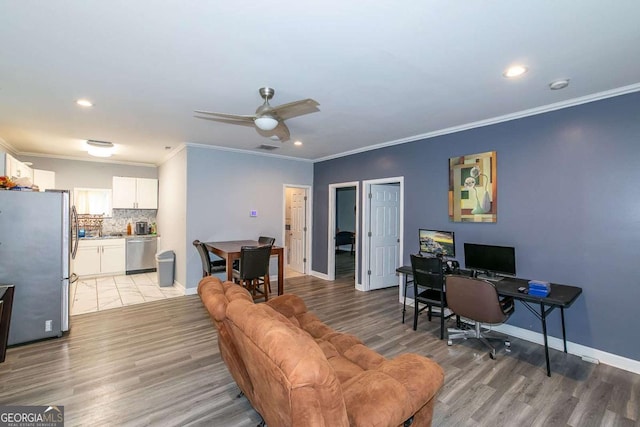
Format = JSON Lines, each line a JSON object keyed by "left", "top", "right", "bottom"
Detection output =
{"left": 80, "top": 234, "right": 160, "bottom": 240}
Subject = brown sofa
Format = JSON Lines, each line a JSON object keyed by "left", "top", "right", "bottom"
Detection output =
{"left": 198, "top": 276, "right": 444, "bottom": 427}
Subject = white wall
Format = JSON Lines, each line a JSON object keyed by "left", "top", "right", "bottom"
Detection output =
{"left": 184, "top": 145, "right": 313, "bottom": 290}
{"left": 156, "top": 149, "right": 187, "bottom": 287}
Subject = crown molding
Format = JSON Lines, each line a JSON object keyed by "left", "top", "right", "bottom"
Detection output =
{"left": 17, "top": 151, "right": 157, "bottom": 168}
{"left": 313, "top": 83, "right": 640, "bottom": 163}
{"left": 183, "top": 142, "right": 314, "bottom": 163}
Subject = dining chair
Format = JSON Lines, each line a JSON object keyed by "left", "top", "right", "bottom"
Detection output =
{"left": 410, "top": 254, "right": 451, "bottom": 339}
{"left": 193, "top": 240, "right": 226, "bottom": 277}
{"left": 233, "top": 245, "right": 272, "bottom": 301}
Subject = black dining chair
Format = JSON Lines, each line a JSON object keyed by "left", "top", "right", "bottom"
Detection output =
{"left": 193, "top": 240, "right": 226, "bottom": 278}
{"left": 410, "top": 254, "right": 451, "bottom": 339}
{"left": 258, "top": 236, "right": 276, "bottom": 246}
{"left": 233, "top": 245, "right": 272, "bottom": 301}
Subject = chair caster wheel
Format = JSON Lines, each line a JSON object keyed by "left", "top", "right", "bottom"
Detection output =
{"left": 489, "top": 351, "right": 496, "bottom": 360}
{"left": 447, "top": 340, "right": 453, "bottom": 346}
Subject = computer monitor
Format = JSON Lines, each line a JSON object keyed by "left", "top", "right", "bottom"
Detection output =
{"left": 419, "top": 229, "right": 455, "bottom": 257}
{"left": 463, "top": 243, "right": 516, "bottom": 277}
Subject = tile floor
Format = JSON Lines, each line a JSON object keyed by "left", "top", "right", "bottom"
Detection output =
{"left": 70, "top": 272, "right": 184, "bottom": 315}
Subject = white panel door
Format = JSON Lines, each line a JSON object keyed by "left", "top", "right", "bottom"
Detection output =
{"left": 289, "top": 188, "right": 306, "bottom": 273}
{"left": 368, "top": 184, "right": 400, "bottom": 290}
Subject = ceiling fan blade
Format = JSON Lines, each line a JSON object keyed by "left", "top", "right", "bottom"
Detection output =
{"left": 271, "top": 99, "right": 320, "bottom": 120}
{"left": 272, "top": 121, "right": 290, "bottom": 142}
{"left": 194, "top": 110, "right": 255, "bottom": 122}
{"left": 194, "top": 115, "right": 256, "bottom": 127}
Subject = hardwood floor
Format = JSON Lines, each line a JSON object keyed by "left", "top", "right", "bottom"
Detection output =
{"left": 1, "top": 274, "right": 639, "bottom": 426}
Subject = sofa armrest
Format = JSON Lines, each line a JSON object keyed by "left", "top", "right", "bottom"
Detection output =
{"left": 340, "top": 354, "right": 444, "bottom": 426}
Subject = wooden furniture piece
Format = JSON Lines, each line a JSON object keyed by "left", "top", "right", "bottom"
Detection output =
{"left": 0, "top": 285, "right": 15, "bottom": 363}
{"left": 204, "top": 240, "right": 285, "bottom": 296}
{"left": 395, "top": 265, "right": 582, "bottom": 376}
{"left": 193, "top": 240, "right": 226, "bottom": 277}
{"left": 232, "top": 245, "right": 272, "bottom": 301}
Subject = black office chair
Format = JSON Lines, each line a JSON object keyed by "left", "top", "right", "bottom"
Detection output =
{"left": 445, "top": 275, "right": 514, "bottom": 359}
{"left": 410, "top": 254, "right": 451, "bottom": 339}
{"left": 233, "top": 245, "right": 272, "bottom": 301}
{"left": 193, "top": 240, "right": 226, "bottom": 278}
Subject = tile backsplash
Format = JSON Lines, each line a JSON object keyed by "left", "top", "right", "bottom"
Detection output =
{"left": 102, "top": 209, "right": 157, "bottom": 235}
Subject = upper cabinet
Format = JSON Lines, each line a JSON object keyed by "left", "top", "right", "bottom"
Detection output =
{"left": 112, "top": 176, "right": 158, "bottom": 209}
{"left": 4, "top": 153, "right": 33, "bottom": 181}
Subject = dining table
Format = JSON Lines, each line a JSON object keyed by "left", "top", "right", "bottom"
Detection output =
{"left": 203, "top": 240, "right": 285, "bottom": 296}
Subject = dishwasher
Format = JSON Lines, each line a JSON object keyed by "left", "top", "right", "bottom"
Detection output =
{"left": 126, "top": 237, "right": 158, "bottom": 274}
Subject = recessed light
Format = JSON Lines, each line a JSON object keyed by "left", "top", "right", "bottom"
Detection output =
{"left": 549, "top": 79, "right": 570, "bottom": 90}
{"left": 503, "top": 65, "right": 528, "bottom": 78}
{"left": 294, "top": 141, "right": 302, "bottom": 146}
{"left": 76, "top": 99, "right": 93, "bottom": 107}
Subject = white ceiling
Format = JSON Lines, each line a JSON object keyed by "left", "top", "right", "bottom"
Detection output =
{"left": 1, "top": 1, "right": 639, "bottom": 166}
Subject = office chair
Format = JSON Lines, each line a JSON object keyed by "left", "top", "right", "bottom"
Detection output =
{"left": 410, "top": 254, "right": 451, "bottom": 339}
{"left": 445, "top": 275, "right": 514, "bottom": 359}
{"left": 233, "top": 245, "right": 272, "bottom": 301}
{"left": 193, "top": 240, "right": 226, "bottom": 278}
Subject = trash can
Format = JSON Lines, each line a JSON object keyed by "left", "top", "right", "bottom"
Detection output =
{"left": 156, "top": 250, "right": 175, "bottom": 287}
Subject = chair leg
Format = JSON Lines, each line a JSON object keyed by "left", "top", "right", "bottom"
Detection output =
{"left": 263, "top": 275, "right": 269, "bottom": 301}
{"left": 413, "top": 300, "right": 419, "bottom": 331}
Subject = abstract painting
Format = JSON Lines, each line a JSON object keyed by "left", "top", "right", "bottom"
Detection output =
{"left": 449, "top": 151, "right": 497, "bottom": 222}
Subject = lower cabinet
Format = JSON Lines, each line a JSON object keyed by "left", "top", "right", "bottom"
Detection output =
{"left": 74, "top": 239, "right": 126, "bottom": 276}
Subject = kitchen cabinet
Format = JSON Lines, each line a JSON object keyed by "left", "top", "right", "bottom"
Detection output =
{"left": 33, "top": 169, "right": 56, "bottom": 191}
{"left": 73, "top": 238, "right": 126, "bottom": 276}
{"left": 4, "top": 153, "right": 33, "bottom": 181}
{"left": 112, "top": 177, "right": 158, "bottom": 209}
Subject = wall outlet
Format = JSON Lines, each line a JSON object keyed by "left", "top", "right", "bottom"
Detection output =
{"left": 45, "top": 320, "right": 52, "bottom": 332}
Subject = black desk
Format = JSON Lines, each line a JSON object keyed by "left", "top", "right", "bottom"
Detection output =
{"left": 396, "top": 266, "right": 583, "bottom": 376}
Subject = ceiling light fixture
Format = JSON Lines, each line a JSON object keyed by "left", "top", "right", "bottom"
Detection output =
{"left": 549, "top": 79, "right": 570, "bottom": 90}
{"left": 86, "top": 140, "right": 114, "bottom": 157}
{"left": 254, "top": 115, "right": 279, "bottom": 131}
{"left": 294, "top": 141, "right": 302, "bottom": 146}
{"left": 76, "top": 99, "right": 93, "bottom": 107}
{"left": 503, "top": 65, "right": 528, "bottom": 78}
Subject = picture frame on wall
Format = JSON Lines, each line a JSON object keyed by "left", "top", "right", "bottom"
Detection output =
{"left": 449, "top": 151, "right": 497, "bottom": 222}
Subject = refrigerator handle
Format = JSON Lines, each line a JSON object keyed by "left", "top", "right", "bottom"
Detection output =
{"left": 71, "top": 205, "right": 79, "bottom": 259}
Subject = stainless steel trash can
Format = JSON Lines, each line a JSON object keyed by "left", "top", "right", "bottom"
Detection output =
{"left": 156, "top": 250, "right": 175, "bottom": 287}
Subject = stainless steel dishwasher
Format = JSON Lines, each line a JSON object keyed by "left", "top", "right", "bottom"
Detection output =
{"left": 126, "top": 237, "right": 158, "bottom": 274}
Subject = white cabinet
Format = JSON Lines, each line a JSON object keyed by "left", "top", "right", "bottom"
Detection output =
{"left": 73, "top": 238, "right": 126, "bottom": 276}
{"left": 112, "top": 176, "right": 158, "bottom": 209}
{"left": 4, "top": 153, "right": 33, "bottom": 181}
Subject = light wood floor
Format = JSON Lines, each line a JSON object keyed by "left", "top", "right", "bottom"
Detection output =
{"left": 1, "top": 274, "right": 639, "bottom": 426}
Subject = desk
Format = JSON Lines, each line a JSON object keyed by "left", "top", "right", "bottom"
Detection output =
{"left": 396, "top": 266, "right": 582, "bottom": 376}
{"left": 204, "top": 241, "right": 285, "bottom": 296}
{"left": 494, "top": 277, "right": 582, "bottom": 376}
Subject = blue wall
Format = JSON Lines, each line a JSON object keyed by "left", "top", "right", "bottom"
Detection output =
{"left": 312, "top": 91, "right": 640, "bottom": 360}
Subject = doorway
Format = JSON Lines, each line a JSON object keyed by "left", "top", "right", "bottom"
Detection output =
{"left": 327, "top": 181, "right": 359, "bottom": 285}
{"left": 362, "top": 177, "right": 403, "bottom": 291}
{"left": 284, "top": 185, "right": 310, "bottom": 277}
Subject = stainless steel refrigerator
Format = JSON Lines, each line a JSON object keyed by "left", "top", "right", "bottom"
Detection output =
{"left": 0, "top": 190, "right": 78, "bottom": 345}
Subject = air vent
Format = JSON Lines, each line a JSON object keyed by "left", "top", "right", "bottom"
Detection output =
{"left": 257, "top": 144, "right": 279, "bottom": 151}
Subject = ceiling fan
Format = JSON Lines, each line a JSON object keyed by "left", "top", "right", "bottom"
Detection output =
{"left": 194, "top": 87, "right": 319, "bottom": 143}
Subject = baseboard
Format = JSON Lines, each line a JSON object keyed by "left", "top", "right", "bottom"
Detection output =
{"left": 492, "top": 324, "right": 640, "bottom": 375}
{"left": 310, "top": 270, "right": 331, "bottom": 280}
{"left": 400, "top": 295, "right": 640, "bottom": 374}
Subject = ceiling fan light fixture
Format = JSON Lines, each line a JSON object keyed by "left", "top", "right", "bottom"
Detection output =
{"left": 254, "top": 115, "right": 279, "bottom": 131}
{"left": 503, "top": 65, "right": 528, "bottom": 78}
{"left": 86, "top": 140, "right": 114, "bottom": 157}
